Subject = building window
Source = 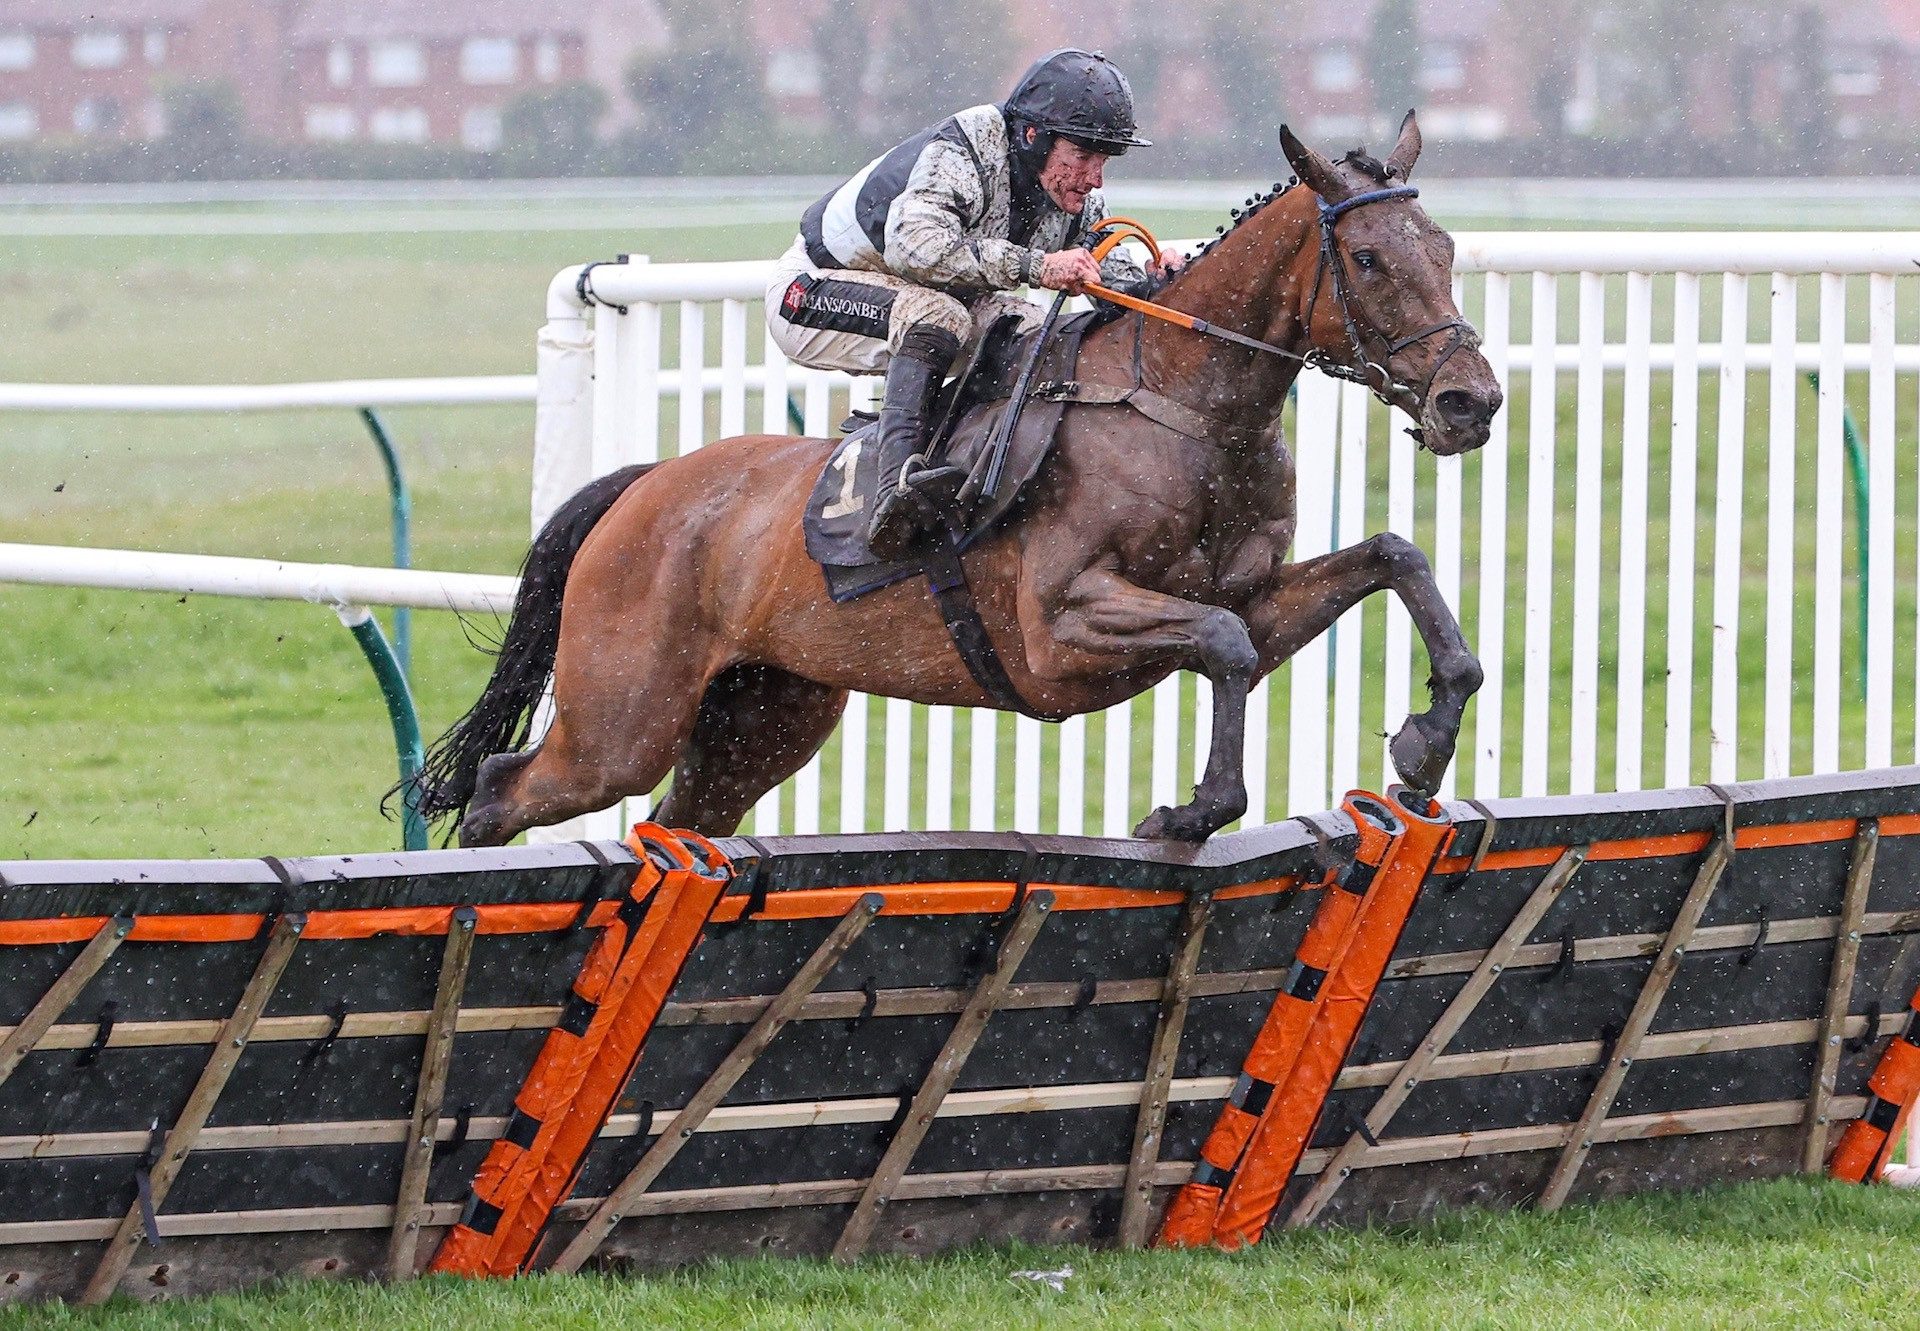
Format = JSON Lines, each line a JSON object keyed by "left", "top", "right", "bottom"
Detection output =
{"left": 327, "top": 42, "right": 352, "bottom": 87}
{"left": 766, "top": 47, "right": 822, "bottom": 98}
{"left": 368, "top": 39, "right": 425, "bottom": 87}
{"left": 0, "top": 102, "right": 36, "bottom": 140}
{"left": 534, "top": 35, "right": 560, "bottom": 81}
{"left": 1828, "top": 51, "right": 1880, "bottom": 97}
{"left": 141, "top": 97, "right": 166, "bottom": 137}
{"left": 305, "top": 105, "right": 357, "bottom": 141}
{"left": 0, "top": 31, "right": 35, "bottom": 70}
{"left": 462, "top": 105, "right": 503, "bottom": 150}
{"left": 461, "top": 37, "right": 517, "bottom": 84}
{"left": 143, "top": 29, "right": 166, "bottom": 65}
{"left": 72, "top": 29, "right": 129, "bottom": 69}
{"left": 369, "top": 105, "right": 430, "bottom": 143}
{"left": 1310, "top": 45, "right": 1359, "bottom": 93}
{"left": 74, "top": 97, "right": 122, "bottom": 134}
{"left": 1421, "top": 42, "right": 1465, "bottom": 91}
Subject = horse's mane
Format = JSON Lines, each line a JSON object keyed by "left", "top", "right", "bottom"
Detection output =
{"left": 1168, "top": 175, "right": 1300, "bottom": 278}
{"left": 1160, "top": 145, "right": 1392, "bottom": 288}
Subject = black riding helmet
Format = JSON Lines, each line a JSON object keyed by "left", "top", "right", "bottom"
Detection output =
{"left": 1003, "top": 48, "right": 1152, "bottom": 157}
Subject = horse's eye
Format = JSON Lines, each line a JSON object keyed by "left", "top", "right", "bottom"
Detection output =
{"left": 1354, "top": 250, "right": 1380, "bottom": 272}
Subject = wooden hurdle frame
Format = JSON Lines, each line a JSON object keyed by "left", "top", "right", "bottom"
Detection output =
{"left": 0, "top": 769, "right": 1912, "bottom": 1303}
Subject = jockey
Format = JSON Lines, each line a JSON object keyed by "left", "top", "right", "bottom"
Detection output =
{"left": 767, "top": 48, "right": 1181, "bottom": 558}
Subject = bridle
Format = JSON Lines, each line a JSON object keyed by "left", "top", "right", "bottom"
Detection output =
{"left": 1304, "top": 185, "right": 1476, "bottom": 407}
{"left": 1084, "top": 188, "right": 1477, "bottom": 421}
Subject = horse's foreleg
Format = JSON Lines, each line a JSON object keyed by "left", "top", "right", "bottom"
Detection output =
{"left": 1028, "top": 569, "right": 1257, "bottom": 842}
{"left": 1252, "top": 533, "right": 1482, "bottom": 795}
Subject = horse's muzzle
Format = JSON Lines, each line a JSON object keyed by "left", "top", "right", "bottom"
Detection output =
{"left": 1419, "top": 372, "right": 1503, "bottom": 456}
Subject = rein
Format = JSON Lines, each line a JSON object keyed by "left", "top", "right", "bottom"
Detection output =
{"left": 1082, "top": 189, "right": 1474, "bottom": 406}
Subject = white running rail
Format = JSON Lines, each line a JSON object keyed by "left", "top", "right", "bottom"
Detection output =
{"left": 534, "top": 231, "right": 1920, "bottom": 841}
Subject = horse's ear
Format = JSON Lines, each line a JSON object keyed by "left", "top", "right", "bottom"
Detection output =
{"left": 1279, "top": 124, "right": 1347, "bottom": 202}
{"left": 1385, "top": 109, "right": 1422, "bottom": 181}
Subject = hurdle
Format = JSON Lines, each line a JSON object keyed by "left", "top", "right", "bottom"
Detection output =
{"left": 0, "top": 765, "right": 1911, "bottom": 1303}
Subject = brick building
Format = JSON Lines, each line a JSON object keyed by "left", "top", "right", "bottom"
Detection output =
{"left": 284, "top": 0, "right": 665, "bottom": 149}
{"left": 1, "top": 0, "right": 1917, "bottom": 151}
{"left": 0, "top": 0, "right": 664, "bottom": 148}
{"left": 0, "top": 0, "right": 284, "bottom": 143}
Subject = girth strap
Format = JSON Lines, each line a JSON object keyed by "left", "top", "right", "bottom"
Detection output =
{"left": 924, "top": 543, "right": 1038, "bottom": 718}
{"left": 1031, "top": 379, "right": 1263, "bottom": 448}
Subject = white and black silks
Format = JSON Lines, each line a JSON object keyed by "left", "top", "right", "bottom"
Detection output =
{"left": 797, "top": 104, "right": 1149, "bottom": 300}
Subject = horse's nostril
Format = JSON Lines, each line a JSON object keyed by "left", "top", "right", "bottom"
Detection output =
{"left": 1436, "top": 389, "right": 1482, "bottom": 425}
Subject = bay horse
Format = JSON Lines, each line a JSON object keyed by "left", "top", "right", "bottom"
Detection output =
{"left": 415, "top": 115, "right": 1502, "bottom": 846}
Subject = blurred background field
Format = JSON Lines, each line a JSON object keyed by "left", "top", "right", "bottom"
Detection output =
{"left": 4, "top": 181, "right": 1920, "bottom": 858}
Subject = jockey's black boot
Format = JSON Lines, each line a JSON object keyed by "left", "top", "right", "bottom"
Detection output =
{"left": 866, "top": 323, "right": 963, "bottom": 560}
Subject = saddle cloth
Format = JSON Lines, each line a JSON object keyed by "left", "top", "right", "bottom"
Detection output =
{"left": 804, "top": 310, "right": 1101, "bottom": 603}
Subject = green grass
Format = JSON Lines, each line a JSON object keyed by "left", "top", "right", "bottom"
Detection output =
{"left": 4, "top": 188, "right": 1920, "bottom": 857}
{"left": 5, "top": 1180, "right": 1917, "bottom": 1328}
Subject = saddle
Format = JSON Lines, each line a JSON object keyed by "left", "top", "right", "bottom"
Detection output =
{"left": 799, "top": 309, "right": 1106, "bottom": 716}
{"left": 804, "top": 309, "right": 1100, "bottom": 602}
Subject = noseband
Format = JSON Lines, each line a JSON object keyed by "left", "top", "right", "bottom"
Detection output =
{"left": 1305, "top": 185, "right": 1476, "bottom": 407}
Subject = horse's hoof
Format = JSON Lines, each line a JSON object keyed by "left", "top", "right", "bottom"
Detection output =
{"left": 1389, "top": 715, "right": 1456, "bottom": 796}
{"left": 1133, "top": 804, "right": 1217, "bottom": 843}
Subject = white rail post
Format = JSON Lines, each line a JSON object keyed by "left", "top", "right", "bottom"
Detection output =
{"left": 924, "top": 690, "right": 956, "bottom": 830}
{"left": 1614, "top": 272, "right": 1653, "bottom": 792}
{"left": 531, "top": 268, "right": 595, "bottom": 531}
{"left": 1015, "top": 715, "right": 1043, "bottom": 832}
{"left": 1330, "top": 380, "right": 1370, "bottom": 796}
{"left": 970, "top": 707, "right": 999, "bottom": 831}
{"left": 1663, "top": 271, "right": 1702, "bottom": 788}
{"left": 1709, "top": 274, "right": 1750, "bottom": 782}
{"left": 1102, "top": 699, "right": 1133, "bottom": 837}
{"left": 719, "top": 299, "right": 748, "bottom": 439}
{"left": 1812, "top": 274, "right": 1847, "bottom": 774}
{"left": 1569, "top": 271, "right": 1605, "bottom": 795}
{"left": 1866, "top": 274, "right": 1895, "bottom": 769}
{"left": 1149, "top": 675, "right": 1180, "bottom": 817}
{"left": 1434, "top": 276, "right": 1465, "bottom": 800}
{"left": 539, "top": 256, "right": 650, "bottom": 845}
{"left": 1521, "top": 271, "right": 1559, "bottom": 797}
{"left": 678, "top": 301, "right": 706, "bottom": 459}
{"left": 1058, "top": 713, "right": 1086, "bottom": 836}
{"left": 1288, "top": 371, "right": 1340, "bottom": 817}
{"left": 1473, "top": 271, "right": 1511, "bottom": 799}
{"left": 1763, "top": 272, "right": 1798, "bottom": 778}
{"left": 1383, "top": 422, "right": 1415, "bottom": 786}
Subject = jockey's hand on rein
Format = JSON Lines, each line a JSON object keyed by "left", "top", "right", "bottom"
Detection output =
{"left": 1036, "top": 248, "right": 1103, "bottom": 294}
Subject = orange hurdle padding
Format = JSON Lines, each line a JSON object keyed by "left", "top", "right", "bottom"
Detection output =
{"left": 1828, "top": 988, "right": 1920, "bottom": 1184}
{"left": 489, "top": 828, "right": 731, "bottom": 1273}
{"left": 1156, "top": 795, "right": 1398, "bottom": 1247}
{"left": 430, "top": 825, "right": 731, "bottom": 1277}
{"left": 1209, "top": 790, "right": 1453, "bottom": 1248}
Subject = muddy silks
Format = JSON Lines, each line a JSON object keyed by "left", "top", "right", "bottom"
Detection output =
{"left": 1208, "top": 790, "right": 1453, "bottom": 1248}
{"left": 1828, "top": 984, "right": 1920, "bottom": 1184}
{"left": 431, "top": 825, "right": 731, "bottom": 1277}
{"left": 1156, "top": 795, "right": 1398, "bottom": 1247}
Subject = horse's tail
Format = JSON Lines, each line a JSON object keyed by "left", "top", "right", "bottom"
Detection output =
{"left": 405, "top": 463, "right": 654, "bottom": 830}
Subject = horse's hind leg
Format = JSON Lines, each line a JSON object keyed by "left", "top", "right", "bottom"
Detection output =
{"left": 457, "top": 645, "right": 711, "bottom": 848}
{"left": 653, "top": 664, "right": 849, "bottom": 837}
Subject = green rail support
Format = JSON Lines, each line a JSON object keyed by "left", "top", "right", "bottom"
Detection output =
{"left": 1807, "top": 373, "right": 1871, "bottom": 701}
{"left": 339, "top": 606, "right": 428, "bottom": 851}
{"left": 358, "top": 408, "right": 413, "bottom": 683}
{"left": 787, "top": 394, "right": 805, "bottom": 433}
